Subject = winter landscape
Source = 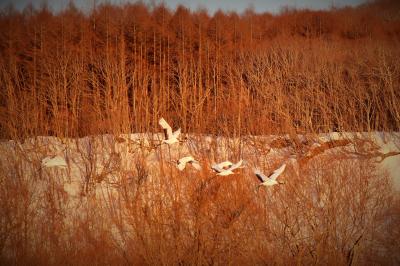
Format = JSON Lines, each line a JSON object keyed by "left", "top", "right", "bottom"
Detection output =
{"left": 0, "top": 0, "right": 400, "bottom": 265}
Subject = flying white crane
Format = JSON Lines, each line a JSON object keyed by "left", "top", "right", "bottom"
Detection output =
{"left": 212, "top": 159, "right": 243, "bottom": 176}
{"left": 212, "top": 160, "right": 232, "bottom": 170}
{"left": 41, "top": 155, "right": 68, "bottom": 169}
{"left": 254, "top": 163, "right": 286, "bottom": 187}
{"left": 177, "top": 156, "right": 202, "bottom": 171}
{"left": 159, "top": 117, "right": 181, "bottom": 145}
{"left": 211, "top": 160, "right": 232, "bottom": 174}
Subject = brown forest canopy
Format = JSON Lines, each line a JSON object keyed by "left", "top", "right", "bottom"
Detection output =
{"left": 0, "top": 0, "right": 399, "bottom": 138}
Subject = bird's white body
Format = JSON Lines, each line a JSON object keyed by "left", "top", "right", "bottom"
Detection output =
{"left": 216, "top": 169, "right": 235, "bottom": 176}
{"left": 159, "top": 118, "right": 181, "bottom": 145}
{"left": 254, "top": 163, "right": 286, "bottom": 187}
{"left": 259, "top": 178, "right": 279, "bottom": 187}
{"left": 163, "top": 136, "right": 179, "bottom": 145}
{"left": 42, "top": 155, "right": 68, "bottom": 169}
{"left": 177, "top": 156, "right": 201, "bottom": 171}
{"left": 212, "top": 160, "right": 243, "bottom": 176}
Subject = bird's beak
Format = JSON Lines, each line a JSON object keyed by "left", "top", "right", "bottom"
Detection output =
{"left": 278, "top": 180, "right": 285, "bottom": 185}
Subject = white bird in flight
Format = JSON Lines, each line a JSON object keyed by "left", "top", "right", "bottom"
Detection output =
{"left": 159, "top": 117, "right": 181, "bottom": 145}
{"left": 41, "top": 155, "right": 68, "bottom": 169}
{"left": 212, "top": 159, "right": 244, "bottom": 176}
{"left": 177, "top": 156, "right": 201, "bottom": 171}
{"left": 254, "top": 163, "right": 286, "bottom": 187}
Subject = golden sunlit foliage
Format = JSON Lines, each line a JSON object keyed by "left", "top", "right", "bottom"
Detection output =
{"left": 0, "top": 0, "right": 399, "bottom": 139}
{"left": 1, "top": 1, "right": 400, "bottom": 265}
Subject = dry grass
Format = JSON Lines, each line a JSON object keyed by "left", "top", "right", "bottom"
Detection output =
{"left": 1, "top": 139, "right": 399, "bottom": 265}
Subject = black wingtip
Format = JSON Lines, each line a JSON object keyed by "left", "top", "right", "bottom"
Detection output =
{"left": 255, "top": 173, "right": 264, "bottom": 183}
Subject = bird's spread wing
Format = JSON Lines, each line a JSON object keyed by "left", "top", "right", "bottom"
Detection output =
{"left": 211, "top": 164, "right": 224, "bottom": 173}
{"left": 159, "top": 118, "right": 173, "bottom": 138}
{"left": 178, "top": 156, "right": 194, "bottom": 164}
{"left": 254, "top": 169, "right": 267, "bottom": 183}
{"left": 162, "top": 129, "right": 169, "bottom": 140}
{"left": 228, "top": 159, "right": 243, "bottom": 171}
{"left": 177, "top": 162, "right": 186, "bottom": 171}
{"left": 268, "top": 163, "right": 287, "bottom": 180}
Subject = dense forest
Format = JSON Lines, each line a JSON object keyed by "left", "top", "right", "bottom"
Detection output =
{"left": 1, "top": 0, "right": 400, "bottom": 139}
